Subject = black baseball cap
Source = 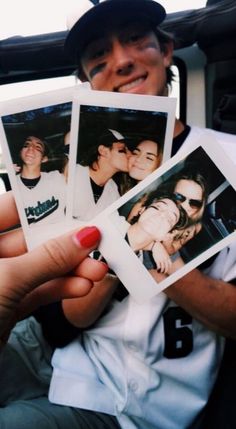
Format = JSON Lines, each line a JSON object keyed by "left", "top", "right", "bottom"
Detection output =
{"left": 98, "top": 128, "right": 125, "bottom": 146}
{"left": 65, "top": 0, "right": 166, "bottom": 61}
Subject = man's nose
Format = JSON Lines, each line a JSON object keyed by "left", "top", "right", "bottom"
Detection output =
{"left": 112, "top": 40, "right": 134, "bottom": 75}
{"left": 181, "top": 201, "right": 192, "bottom": 215}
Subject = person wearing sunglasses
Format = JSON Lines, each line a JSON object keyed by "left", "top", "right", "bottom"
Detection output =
{"left": 173, "top": 177, "right": 205, "bottom": 221}
{"left": 126, "top": 167, "right": 207, "bottom": 274}
{"left": 148, "top": 167, "right": 207, "bottom": 258}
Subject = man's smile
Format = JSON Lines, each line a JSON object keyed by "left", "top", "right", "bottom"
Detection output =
{"left": 115, "top": 74, "right": 148, "bottom": 93}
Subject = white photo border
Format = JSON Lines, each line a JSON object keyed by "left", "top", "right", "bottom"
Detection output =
{"left": 67, "top": 89, "right": 176, "bottom": 224}
{"left": 0, "top": 87, "right": 75, "bottom": 249}
{"left": 93, "top": 134, "right": 236, "bottom": 302}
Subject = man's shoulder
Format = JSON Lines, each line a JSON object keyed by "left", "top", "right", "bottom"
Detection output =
{"left": 75, "top": 163, "right": 88, "bottom": 176}
{"left": 41, "top": 170, "right": 65, "bottom": 183}
{"left": 185, "top": 126, "right": 236, "bottom": 143}
{"left": 182, "top": 126, "right": 236, "bottom": 163}
{"left": 41, "top": 170, "right": 62, "bottom": 177}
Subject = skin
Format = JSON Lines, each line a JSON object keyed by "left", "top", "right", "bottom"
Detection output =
{"left": 81, "top": 22, "right": 172, "bottom": 97}
{"left": 174, "top": 179, "right": 204, "bottom": 220}
{"left": 128, "top": 140, "right": 162, "bottom": 181}
{"left": 150, "top": 179, "right": 204, "bottom": 274}
{"left": 103, "top": 141, "right": 129, "bottom": 173}
{"left": 19, "top": 136, "right": 48, "bottom": 178}
{"left": 0, "top": 192, "right": 108, "bottom": 344}
{"left": 90, "top": 141, "right": 129, "bottom": 186}
{"left": 127, "top": 198, "right": 180, "bottom": 251}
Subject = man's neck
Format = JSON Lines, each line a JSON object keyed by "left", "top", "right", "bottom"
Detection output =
{"left": 173, "top": 118, "right": 185, "bottom": 138}
{"left": 21, "top": 165, "right": 41, "bottom": 179}
{"left": 89, "top": 162, "right": 115, "bottom": 186}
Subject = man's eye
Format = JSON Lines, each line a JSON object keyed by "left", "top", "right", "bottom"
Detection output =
{"left": 89, "top": 63, "right": 106, "bottom": 79}
{"left": 91, "top": 48, "right": 107, "bottom": 60}
{"left": 87, "top": 42, "right": 110, "bottom": 61}
{"left": 124, "top": 29, "right": 148, "bottom": 44}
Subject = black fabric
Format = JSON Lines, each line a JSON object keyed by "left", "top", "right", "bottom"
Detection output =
{"left": 90, "top": 178, "right": 104, "bottom": 203}
{"left": 33, "top": 302, "right": 80, "bottom": 348}
{"left": 171, "top": 125, "right": 191, "bottom": 156}
{"left": 20, "top": 176, "right": 41, "bottom": 189}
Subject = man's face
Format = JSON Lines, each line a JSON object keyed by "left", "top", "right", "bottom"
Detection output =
{"left": 108, "top": 142, "right": 129, "bottom": 172}
{"left": 20, "top": 136, "right": 45, "bottom": 166}
{"left": 81, "top": 21, "right": 173, "bottom": 96}
{"left": 174, "top": 179, "right": 204, "bottom": 220}
{"left": 138, "top": 198, "right": 180, "bottom": 242}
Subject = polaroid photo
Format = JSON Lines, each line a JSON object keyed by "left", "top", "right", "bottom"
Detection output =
{"left": 0, "top": 87, "right": 75, "bottom": 249}
{"left": 93, "top": 134, "right": 236, "bottom": 302}
{"left": 67, "top": 89, "right": 176, "bottom": 224}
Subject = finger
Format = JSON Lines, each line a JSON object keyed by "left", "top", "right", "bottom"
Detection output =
{"left": 0, "top": 228, "right": 27, "bottom": 258}
{"left": 18, "top": 261, "right": 109, "bottom": 319}
{"left": 18, "top": 276, "right": 94, "bottom": 318}
{"left": 163, "top": 259, "right": 172, "bottom": 275}
{"left": 74, "top": 257, "right": 108, "bottom": 281}
{"left": 4, "top": 226, "right": 102, "bottom": 296}
{"left": 0, "top": 191, "right": 20, "bottom": 230}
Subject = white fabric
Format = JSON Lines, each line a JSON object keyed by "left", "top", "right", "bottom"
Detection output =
{"left": 180, "top": 125, "right": 236, "bottom": 164}
{"left": 49, "top": 128, "right": 236, "bottom": 429}
{"left": 72, "top": 164, "right": 120, "bottom": 221}
{"left": 17, "top": 171, "right": 66, "bottom": 226}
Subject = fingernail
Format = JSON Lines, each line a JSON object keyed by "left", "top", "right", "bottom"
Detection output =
{"left": 74, "top": 226, "right": 101, "bottom": 248}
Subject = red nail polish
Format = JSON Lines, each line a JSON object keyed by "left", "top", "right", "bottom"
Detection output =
{"left": 74, "top": 226, "right": 101, "bottom": 248}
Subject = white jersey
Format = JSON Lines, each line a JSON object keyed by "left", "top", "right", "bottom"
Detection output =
{"left": 180, "top": 125, "right": 236, "bottom": 165}
{"left": 72, "top": 164, "right": 120, "bottom": 221}
{"left": 49, "top": 128, "right": 236, "bottom": 429}
{"left": 17, "top": 171, "right": 66, "bottom": 226}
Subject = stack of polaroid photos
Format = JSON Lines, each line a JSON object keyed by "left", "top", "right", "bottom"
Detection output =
{"left": 1, "top": 85, "right": 236, "bottom": 302}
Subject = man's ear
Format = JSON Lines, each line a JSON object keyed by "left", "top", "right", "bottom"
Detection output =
{"left": 41, "top": 156, "right": 48, "bottom": 163}
{"left": 162, "top": 40, "right": 174, "bottom": 68}
{"left": 98, "top": 145, "right": 110, "bottom": 158}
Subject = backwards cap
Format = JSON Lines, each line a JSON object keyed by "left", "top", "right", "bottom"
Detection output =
{"left": 65, "top": 0, "right": 166, "bottom": 61}
{"left": 98, "top": 128, "right": 125, "bottom": 146}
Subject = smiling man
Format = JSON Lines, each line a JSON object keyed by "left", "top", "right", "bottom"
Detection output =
{"left": 16, "top": 135, "right": 66, "bottom": 225}
{"left": 1, "top": 2, "right": 236, "bottom": 429}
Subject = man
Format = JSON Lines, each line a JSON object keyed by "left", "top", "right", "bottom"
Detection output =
{"left": 16, "top": 135, "right": 66, "bottom": 225}
{"left": 73, "top": 128, "right": 129, "bottom": 220}
{"left": 1, "top": 1, "right": 235, "bottom": 429}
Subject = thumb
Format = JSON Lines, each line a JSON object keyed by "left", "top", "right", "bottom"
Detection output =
{"left": 4, "top": 226, "right": 101, "bottom": 296}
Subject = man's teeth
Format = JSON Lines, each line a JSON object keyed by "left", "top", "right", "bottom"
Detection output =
{"left": 119, "top": 77, "right": 144, "bottom": 91}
